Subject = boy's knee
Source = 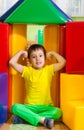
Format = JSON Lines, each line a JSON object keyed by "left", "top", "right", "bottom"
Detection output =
{"left": 11, "top": 104, "right": 19, "bottom": 114}
{"left": 55, "top": 108, "right": 62, "bottom": 119}
{"left": 53, "top": 108, "right": 62, "bottom": 120}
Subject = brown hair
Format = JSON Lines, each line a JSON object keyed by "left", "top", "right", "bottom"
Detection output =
{"left": 28, "top": 44, "right": 46, "bottom": 59}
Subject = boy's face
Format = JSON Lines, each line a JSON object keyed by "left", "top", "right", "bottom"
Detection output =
{"left": 29, "top": 49, "right": 45, "bottom": 69}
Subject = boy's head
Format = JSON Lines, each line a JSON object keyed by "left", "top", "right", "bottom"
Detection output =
{"left": 28, "top": 44, "right": 46, "bottom": 59}
{"left": 27, "top": 44, "right": 46, "bottom": 69}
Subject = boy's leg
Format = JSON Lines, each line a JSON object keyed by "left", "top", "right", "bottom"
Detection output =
{"left": 25, "top": 105, "right": 62, "bottom": 123}
{"left": 37, "top": 105, "right": 62, "bottom": 120}
{"left": 11, "top": 104, "right": 42, "bottom": 126}
{"left": 25, "top": 104, "right": 62, "bottom": 120}
{"left": 12, "top": 104, "right": 62, "bottom": 127}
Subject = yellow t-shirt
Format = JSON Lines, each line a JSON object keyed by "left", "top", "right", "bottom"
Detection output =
{"left": 22, "top": 64, "right": 54, "bottom": 105}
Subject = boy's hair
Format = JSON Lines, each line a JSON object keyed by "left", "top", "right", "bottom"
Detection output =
{"left": 28, "top": 44, "right": 46, "bottom": 59}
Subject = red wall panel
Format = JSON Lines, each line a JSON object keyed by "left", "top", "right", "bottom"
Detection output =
{"left": 59, "top": 25, "right": 66, "bottom": 72}
{"left": 66, "top": 22, "right": 84, "bottom": 74}
{"left": 0, "top": 23, "right": 11, "bottom": 72}
{"left": 0, "top": 23, "right": 12, "bottom": 111}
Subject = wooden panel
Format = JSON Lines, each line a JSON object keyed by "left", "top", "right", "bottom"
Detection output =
{"left": 44, "top": 25, "right": 60, "bottom": 106}
{"left": 9, "top": 24, "right": 27, "bottom": 105}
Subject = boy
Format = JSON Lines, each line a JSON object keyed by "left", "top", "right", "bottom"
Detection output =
{"left": 9, "top": 44, "right": 66, "bottom": 129}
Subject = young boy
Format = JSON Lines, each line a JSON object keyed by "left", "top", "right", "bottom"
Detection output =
{"left": 9, "top": 44, "right": 66, "bottom": 129}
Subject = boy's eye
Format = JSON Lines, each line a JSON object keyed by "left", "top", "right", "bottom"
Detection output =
{"left": 32, "top": 56, "right": 36, "bottom": 58}
{"left": 39, "top": 55, "right": 42, "bottom": 57}
{"left": 39, "top": 54, "right": 43, "bottom": 57}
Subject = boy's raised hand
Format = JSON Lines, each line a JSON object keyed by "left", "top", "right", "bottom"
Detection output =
{"left": 46, "top": 51, "right": 55, "bottom": 61}
{"left": 21, "top": 50, "right": 28, "bottom": 60}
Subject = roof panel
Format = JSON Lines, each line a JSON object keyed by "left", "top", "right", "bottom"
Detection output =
{"left": 4, "top": 0, "right": 72, "bottom": 24}
{"left": 0, "top": 0, "right": 24, "bottom": 21}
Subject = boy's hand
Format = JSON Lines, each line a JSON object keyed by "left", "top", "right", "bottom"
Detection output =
{"left": 21, "top": 50, "right": 28, "bottom": 60}
{"left": 46, "top": 51, "right": 55, "bottom": 60}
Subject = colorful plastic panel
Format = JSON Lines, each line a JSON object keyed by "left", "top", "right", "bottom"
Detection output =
{"left": 0, "top": 104, "right": 8, "bottom": 125}
{"left": 0, "top": 73, "right": 8, "bottom": 105}
{"left": 50, "top": 0, "right": 72, "bottom": 22}
{"left": 60, "top": 73, "right": 84, "bottom": 130}
{"left": 10, "top": 24, "right": 27, "bottom": 105}
{"left": 4, "top": 0, "right": 71, "bottom": 24}
{"left": 59, "top": 25, "right": 66, "bottom": 72}
{"left": 0, "top": 23, "right": 11, "bottom": 72}
{"left": 60, "top": 73, "right": 84, "bottom": 102}
{"left": 0, "top": 0, "right": 24, "bottom": 22}
{"left": 66, "top": 22, "right": 84, "bottom": 74}
{"left": 44, "top": 25, "right": 60, "bottom": 106}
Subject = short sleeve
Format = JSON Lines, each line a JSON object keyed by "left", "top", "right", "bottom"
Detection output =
{"left": 47, "top": 64, "right": 54, "bottom": 76}
{"left": 21, "top": 66, "right": 29, "bottom": 78}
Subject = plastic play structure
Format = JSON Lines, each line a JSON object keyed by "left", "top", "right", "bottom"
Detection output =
{"left": 0, "top": 0, "right": 84, "bottom": 130}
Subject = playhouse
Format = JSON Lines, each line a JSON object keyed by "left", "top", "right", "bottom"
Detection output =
{"left": 0, "top": 0, "right": 84, "bottom": 130}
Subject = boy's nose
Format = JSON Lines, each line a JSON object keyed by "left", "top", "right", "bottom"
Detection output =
{"left": 36, "top": 56, "right": 39, "bottom": 60}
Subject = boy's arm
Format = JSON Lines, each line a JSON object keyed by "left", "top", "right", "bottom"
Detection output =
{"left": 9, "top": 50, "right": 28, "bottom": 74}
{"left": 47, "top": 51, "right": 66, "bottom": 72}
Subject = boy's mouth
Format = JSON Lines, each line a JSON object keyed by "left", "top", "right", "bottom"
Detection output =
{"left": 36, "top": 62, "right": 41, "bottom": 65}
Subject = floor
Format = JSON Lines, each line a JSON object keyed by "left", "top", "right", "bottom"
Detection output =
{"left": 0, "top": 116, "right": 71, "bottom": 130}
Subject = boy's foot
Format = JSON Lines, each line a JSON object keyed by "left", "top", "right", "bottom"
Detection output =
{"left": 12, "top": 115, "right": 26, "bottom": 124}
{"left": 44, "top": 118, "right": 54, "bottom": 129}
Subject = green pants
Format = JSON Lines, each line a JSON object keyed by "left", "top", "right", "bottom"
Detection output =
{"left": 12, "top": 104, "right": 62, "bottom": 126}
